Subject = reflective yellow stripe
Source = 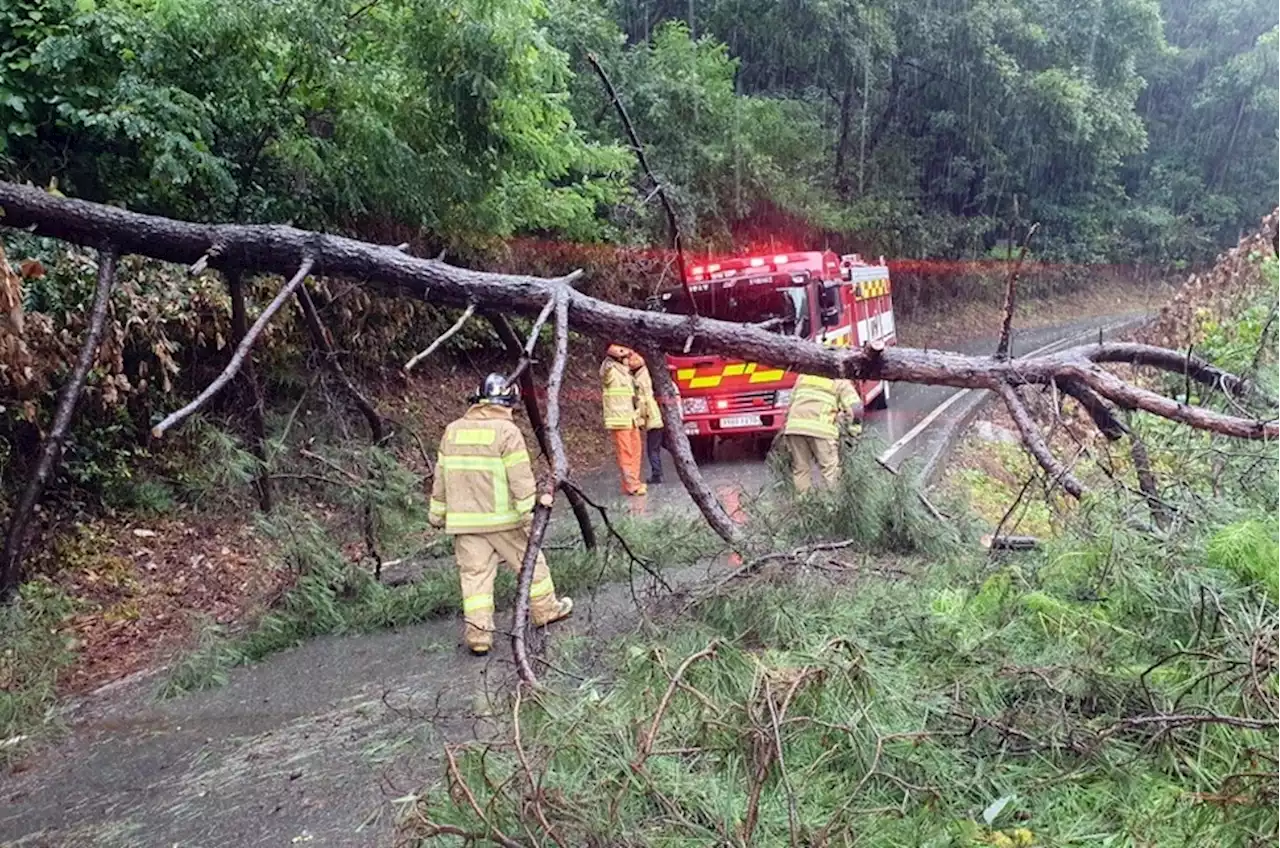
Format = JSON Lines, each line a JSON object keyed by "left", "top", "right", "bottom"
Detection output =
{"left": 452, "top": 428, "right": 496, "bottom": 446}
{"left": 463, "top": 594, "right": 494, "bottom": 613}
{"left": 604, "top": 387, "right": 632, "bottom": 396}
{"left": 749, "top": 369, "right": 786, "bottom": 383}
{"left": 514, "top": 494, "right": 535, "bottom": 512}
{"left": 447, "top": 511, "right": 522, "bottom": 530}
{"left": 605, "top": 416, "right": 635, "bottom": 427}
{"left": 689, "top": 375, "right": 722, "bottom": 388}
{"left": 677, "top": 368, "right": 696, "bottom": 380}
{"left": 722, "top": 363, "right": 747, "bottom": 376}
{"left": 796, "top": 375, "right": 835, "bottom": 390}
{"left": 530, "top": 577, "right": 554, "bottom": 598}
{"left": 502, "top": 450, "right": 529, "bottom": 467}
{"left": 429, "top": 498, "right": 446, "bottom": 516}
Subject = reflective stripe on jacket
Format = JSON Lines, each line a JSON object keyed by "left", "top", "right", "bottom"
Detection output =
{"left": 429, "top": 403, "right": 537, "bottom": 534}
{"left": 601, "top": 358, "right": 638, "bottom": 430}
{"left": 631, "top": 359, "right": 664, "bottom": 430}
{"left": 782, "top": 374, "right": 859, "bottom": 440}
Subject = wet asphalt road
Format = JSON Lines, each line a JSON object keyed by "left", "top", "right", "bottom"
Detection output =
{"left": 570, "top": 310, "right": 1149, "bottom": 514}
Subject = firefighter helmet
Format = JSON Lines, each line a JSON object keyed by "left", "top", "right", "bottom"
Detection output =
{"left": 476, "top": 373, "right": 520, "bottom": 407}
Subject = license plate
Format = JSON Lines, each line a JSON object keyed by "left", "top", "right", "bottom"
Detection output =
{"left": 720, "top": 414, "right": 763, "bottom": 429}
{"left": 684, "top": 422, "right": 700, "bottom": 435}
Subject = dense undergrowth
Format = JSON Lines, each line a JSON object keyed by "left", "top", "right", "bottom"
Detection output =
{"left": 401, "top": 448, "right": 1278, "bottom": 847}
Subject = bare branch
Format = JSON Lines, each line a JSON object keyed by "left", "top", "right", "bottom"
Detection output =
{"left": 1, "top": 246, "right": 118, "bottom": 600}
{"left": 641, "top": 343, "right": 744, "bottom": 545}
{"left": 995, "top": 222, "right": 1039, "bottom": 360}
{"left": 485, "top": 310, "right": 597, "bottom": 550}
{"left": 226, "top": 268, "right": 273, "bottom": 511}
{"left": 152, "top": 256, "right": 315, "bottom": 438}
{"left": 586, "top": 53, "right": 695, "bottom": 312}
{"left": 296, "top": 282, "right": 388, "bottom": 444}
{"left": 403, "top": 302, "right": 475, "bottom": 372}
{"left": 996, "top": 383, "right": 1087, "bottom": 498}
{"left": 512, "top": 290, "right": 571, "bottom": 686}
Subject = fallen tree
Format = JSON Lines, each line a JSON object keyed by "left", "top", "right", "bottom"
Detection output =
{"left": 0, "top": 182, "right": 1275, "bottom": 615}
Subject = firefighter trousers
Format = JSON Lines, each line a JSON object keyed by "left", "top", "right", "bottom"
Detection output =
{"left": 786, "top": 434, "right": 839, "bottom": 493}
{"left": 455, "top": 528, "right": 561, "bottom": 652}
{"left": 644, "top": 428, "right": 664, "bottom": 481}
{"left": 611, "top": 428, "right": 645, "bottom": 494}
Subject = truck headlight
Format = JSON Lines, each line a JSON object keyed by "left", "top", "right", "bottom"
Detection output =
{"left": 682, "top": 397, "right": 709, "bottom": 415}
{"left": 775, "top": 389, "right": 793, "bottom": 408}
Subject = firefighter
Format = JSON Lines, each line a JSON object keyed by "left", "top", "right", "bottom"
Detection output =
{"left": 781, "top": 373, "right": 862, "bottom": 493}
{"left": 601, "top": 343, "right": 646, "bottom": 496}
{"left": 627, "top": 350, "right": 666, "bottom": 484}
{"left": 428, "top": 374, "right": 573, "bottom": 656}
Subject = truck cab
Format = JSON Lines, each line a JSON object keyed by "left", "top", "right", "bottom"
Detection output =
{"left": 656, "top": 251, "right": 895, "bottom": 459}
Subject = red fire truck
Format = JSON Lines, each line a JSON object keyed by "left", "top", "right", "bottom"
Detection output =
{"left": 657, "top": 251, "right": 895, "bottom": 459}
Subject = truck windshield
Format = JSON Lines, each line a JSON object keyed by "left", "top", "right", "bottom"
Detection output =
{"left": 663, "top": 281, "right": 810, "bottom": 337}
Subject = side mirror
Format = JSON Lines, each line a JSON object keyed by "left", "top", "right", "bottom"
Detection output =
{"left": 818, "top": 283, "right": 842, "bottom": 327}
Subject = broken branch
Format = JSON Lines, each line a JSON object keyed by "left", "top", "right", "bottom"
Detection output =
{"left": 512, "top": 290, "right": 571, "bottom": 686}
{"left": 1, "top": 246, "right": 118, "bottom": 601}
{"left": 403, "top": 302, "right": 475, "bottom": 373}
{"left": 997, "top": 383, "right": 1087, "bottom": 498}
{"left": 152, "top": 256, "right": 315, "bottom": 438}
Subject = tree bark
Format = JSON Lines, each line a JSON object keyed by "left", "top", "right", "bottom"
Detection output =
{"left": 228, "top": 270, "right": 275, "bottom": 511}
{"left": 640, "top": 343, "right": 744, "bottom": 545}
{"left": 1, "top": 247, "right": 118, "bottom": 600}
{"left": 485, "top": 311, "right": 596, "bottom": 550}
{"left": 997, "top": 383, "right": 1087, "bottom": 498}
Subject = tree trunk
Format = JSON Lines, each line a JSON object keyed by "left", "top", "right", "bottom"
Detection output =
{"left": 0, "top": 183, "right": 1271, "bottom": 445}
{"left": 1, "top": 247, "right": 118, "bottom": 601}
{"left": 833, "top": 66, "right": 856, "bottom": 199}
{"left": 227, "top": 270, "right": 275, "bottom": 511}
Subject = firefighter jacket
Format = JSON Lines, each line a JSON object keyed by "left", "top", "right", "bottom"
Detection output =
{"left": 629, "top": 355, "right": 664, "bottom": 431}
{"left": 429, "top": 403, "right": 537, "bottom": 534}
{"left": 601, "top": 357, "right": 639, "bottom": 430}
{"left": 782, "top": 375, "right": 859, "bottom": 440}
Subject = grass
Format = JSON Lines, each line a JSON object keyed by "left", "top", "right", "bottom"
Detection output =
{"left": 0, "top": 579, "right": 79, "bottom": 764}
{"left": 401, "top": 494, "right": 1278, "bottom": 846}
{"left": 155, "top": 508, "right": 722, "bottom": 699}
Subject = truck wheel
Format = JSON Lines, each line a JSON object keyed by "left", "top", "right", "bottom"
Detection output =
{"left": 689, "top": 435, "right": 715, "bottom": 464}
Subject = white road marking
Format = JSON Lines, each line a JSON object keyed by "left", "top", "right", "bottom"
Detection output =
{"left": 876, "top": 319, "right": 1130, "bottom": 463}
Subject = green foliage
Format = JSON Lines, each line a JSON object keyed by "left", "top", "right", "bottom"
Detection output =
{"left": 404, "top": 489, "right": 1279, "bottom": 846}
{"left": 0, "top": 578, "right": 79, "bottom": 763}
{"left": 757, "top": 433, "right": 957, "bottom": 555}
{"left": 1206, "top": 518, "right": 1279, "bottom": 601}
{"left": 0, "top": 0, "right": 627, "bottom": 238}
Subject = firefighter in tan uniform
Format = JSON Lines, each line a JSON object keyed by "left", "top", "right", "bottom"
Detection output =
{"left": 781, "top": 374, "right": 862, "bottom": 493}
{"left": 627, "top": 350, "right": 665, "bottom": 484}
{"left": 429, "top": 374, "right": 573, "bottom": 655}
{"left": 601, "top": 344, "right": 646, "bottom": 495}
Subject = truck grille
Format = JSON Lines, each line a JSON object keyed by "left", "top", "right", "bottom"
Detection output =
{"left": 721, "top": 390, "right": 777, "bottom": 411}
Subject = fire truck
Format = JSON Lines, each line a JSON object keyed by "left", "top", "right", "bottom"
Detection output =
{"left": 657, "top": 251, "right": 895, "bottom": 459}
